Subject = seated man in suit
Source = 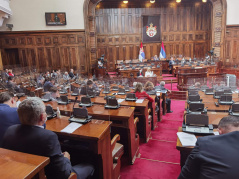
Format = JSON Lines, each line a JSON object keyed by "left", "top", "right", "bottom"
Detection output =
{"left": 157, "top": 81, "right": 173, "bottom": 113}
{"left": 43, "top": 77, "right": 55, "bottom": 92}
{"left": 69, "top": 69, "right": 75, "bottom": 79}
{"left": 0, "top": 92, "right": 20, "bottom": 146}
{"left": 2, "top": 97, "right": 94, "bottom": 179}
{"left": 178, "top": 115, "right": 239, "bottom": 179}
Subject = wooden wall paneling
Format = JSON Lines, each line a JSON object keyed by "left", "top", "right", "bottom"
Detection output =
{"left": 27, "top": 48, "right": 37, "bottom": 68}
{"left": 37, "top": 48, "right": 46, "bottom": 70}
{"left": 224, "top": 26, "right": 239, "bottom": 66}
{"left": 95, "top": 3, "right": 212, "bottom": 71}
{"left": 0, "top": 30, "right": 86, "bottom": 73}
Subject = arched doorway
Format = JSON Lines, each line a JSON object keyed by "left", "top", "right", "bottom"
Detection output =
{"left": 84, "top": 0, "right": 227, "bottom": 73}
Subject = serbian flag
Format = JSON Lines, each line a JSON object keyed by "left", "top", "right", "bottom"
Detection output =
{"left": 160, "top": 41, "right": 166, "bottom": 59}
{"left": 139, "top": 42, "right": 145, "bottom": 62}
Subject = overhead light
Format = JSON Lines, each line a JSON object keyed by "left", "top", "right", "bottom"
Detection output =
{"left": 202, "top": 0, "right": 207, "bottom": 2}
{"left": 176, "top": 0, "right": 181, "bottom": 2}
{"left": 150, "top": 0, "right": 155, "bottom": 3}
{"left": 123, "top": 0, "right": 128, "bottom": 3}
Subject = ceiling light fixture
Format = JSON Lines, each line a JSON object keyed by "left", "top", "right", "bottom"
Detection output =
{"left": 123, "top": 0, "right": 128, "bottom": 3}
{"left": 202, "top": 0, "right": 207, "bottom": 2}
{"left": 176, "top": 0, "right": 181, "bottom": 3}
{"left": 150, "top": 0, "right": 155, "bottom": 3}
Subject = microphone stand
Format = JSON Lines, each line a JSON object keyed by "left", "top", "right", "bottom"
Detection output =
{"left": 71, "top": 96, "right": 78, "bottom": 117}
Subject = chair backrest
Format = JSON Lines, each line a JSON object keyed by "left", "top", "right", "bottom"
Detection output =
{"left": 214, "top": 91, "right": 224, "bottom": 97}
{"left": 106, "top": 98, "right": 118, "bottom": 106}
{"left": 81, "top": 96, "right": 91, "bottom": 104}
{"left": 188, "top": 95, "right": 200, "bottom": 101}
{"left": 232, "top": 103, "right": 239, "bottom": 112}
{"left": 112, "top": 86, "right": 119, "bottom": 90}
{"left": 205, "top": 88, "right": 213, "bottom": 93}
{"left": 125, "top": 86, "right": 130, "bottom": 91}
{"left": 224, "top": 89, "right": 232, "bottom": 94}
{"left": 126, "top": 93, "right": 136, "bottom": 99}
{"left": 73, "top": 88, "right": 79, "bottom": 94}
{"left": 185, "top": 114, "right": 209, "bottom": 126}
{"left": 189, "top": 103, "right": 204, "bottom": 112}
{"left": 220, "top": 95, "right": 232, "bottom": 102}
{"left": 60, "top": 95, "right": 68, "bottom": 102}
{"left": 73, "top": 108, "right": 88, "bottom": 118}
{"left": 118, "top": 88, "right": 125, "bottom": 93}
{"left": 104, "top": 87, "right": 110, "bottom": 92}
{"left": 46, "top": 105, "right": 55, "bottom": 115}
{"left": 201, "top": 85, "right": 209, "bottom": 90}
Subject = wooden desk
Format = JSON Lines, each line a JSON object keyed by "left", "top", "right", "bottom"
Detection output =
{"left": 0, "top": 148, "right": 49, "bottom": 179}
{"left": 183, "top": 111, "right": 228, "bottom": 128}
{"left": 177, "top": 67, "right": 208, "bottom": 91}
{"left": 198, "top": 91, "right": 239, "bottom": 103}
{"left": 46, "top": 117, "right": 112, "bottom": 179}
{"left": 176, "top": 127, "right": 217, "bottom": 167}
{"left": 185, "top": 102, "right": 231, "bottom": 112}
{"left": 119, "top": 68, "right": 162, "bottom": 80}
{"left": 45, "top": 101, "right": 139, "bottom": 164}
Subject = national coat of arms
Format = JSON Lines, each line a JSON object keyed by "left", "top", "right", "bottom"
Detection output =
{"left": 146, "top": 23, "right": 157, "bottom": 37}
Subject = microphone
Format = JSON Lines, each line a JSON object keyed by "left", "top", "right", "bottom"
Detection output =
{"left": 71, "top": 96, "right": 78, "bottom": 117}
{"left": 73, "top": 96, "right": 78, "bottom": 109}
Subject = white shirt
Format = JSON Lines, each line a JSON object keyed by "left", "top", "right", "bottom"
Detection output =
{"left": 145, "top": 71, "right": 154, "bottom": 77}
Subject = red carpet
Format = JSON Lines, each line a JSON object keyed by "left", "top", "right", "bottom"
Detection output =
{"left": 164, "top": 83, "right": 179, "bottom": 91}
{"left": 120, "top": 158, "right": 181, "bottom": 179}
{"left": 140, "top": 140, "right": 180, "bottom": 163}
{"left": 151, "top": 127, "right": 178, "bottom": 142}
{"left": 120, "top": 99, "right": 185, "bottom": 178}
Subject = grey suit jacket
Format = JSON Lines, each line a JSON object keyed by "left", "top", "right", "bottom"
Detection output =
{"left": 178, "top": 131, "right": 239, "bottom": 179}
{"left": 2, "top": 124, "right": 72, "bottom": 179}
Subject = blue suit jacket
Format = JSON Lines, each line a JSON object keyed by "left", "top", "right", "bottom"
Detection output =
{"left": 0, "top": 104, "right": 20, "bottom": 146}
{"left": 2, "top": 125, "right": 73, "bottom": 179}
{"left": 43, "top": 81, "right": 54, "bottom": 92}
{"left": 178, "top": 131, "right": 239, "bottom": 179}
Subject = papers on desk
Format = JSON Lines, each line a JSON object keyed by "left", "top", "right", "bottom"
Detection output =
{"left": 156, "top": 92, "right": 161, "bottom": 96}
{"left": 136, "top": 99, "right": 144, "bottom": 103}
{"left": 177, "top": 132, "right": 197, "bottom": 147}
{"left": 214, "top": 131, "right": 219, "bottom": 135}
{"left": 117, "top": 99, "right": 125, "bottom": 103}
{"left": 16, "top": 101, "right": 21, "bottom": 108}
{"left": 61, "top": 122, "right": 82, "bottom": 133}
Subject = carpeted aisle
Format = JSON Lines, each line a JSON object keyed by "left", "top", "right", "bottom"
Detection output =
{"left": 120, "top": 100, "right": 185, "bottom": 179}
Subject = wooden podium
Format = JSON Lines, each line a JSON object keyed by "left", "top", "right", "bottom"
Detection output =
{"left": 95, "top": 67, "right": 106, "bottom": 78}
{"left": 177, "top": 67, "right": 207, "bottom": 90}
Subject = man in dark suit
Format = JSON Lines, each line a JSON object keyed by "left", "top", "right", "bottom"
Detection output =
{"left": 2, "top": 97, "right": 94, "bottom": 179}
{"left": 69, "top": 68, "right": 75, "bottom": 79}
{"left": 178, "top": 115, "right": 239, "bottom": 179}
{"left": 156, "top": 81, "right": 173, "bottom": 113}
{"left": 137, "top": 69, "right": 144, "bottom": 77}
{"left": 0, "top": 92, "right": 20, "bottom": 146}
{"left": 43, "top": 77, "right": 55, "bottom": 92}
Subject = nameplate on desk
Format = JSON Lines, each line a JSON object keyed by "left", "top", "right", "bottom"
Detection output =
{"left": 136, "top": 99, "right": 144, "bottom": 103}
{"left": 186, "top": 126, "right": 209, "bottom": 133}
{"left": 117, "top": 99, "right": 125, "bottom": 103}
{"left": 177, "top": 132, "right": 197, "bottom": 147}
{"left": 61, "top": 122, "right": 82, "bottom": 133}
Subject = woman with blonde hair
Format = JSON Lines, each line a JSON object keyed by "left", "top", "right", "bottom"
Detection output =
{"left": 144, "top": 81, "right": 154, "bottom": 91}
{"left": 134, "top": 82, "right": 154, "bottom": 102}
{"left": 145, "top": 67, "right": 154, "bottom": 77}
